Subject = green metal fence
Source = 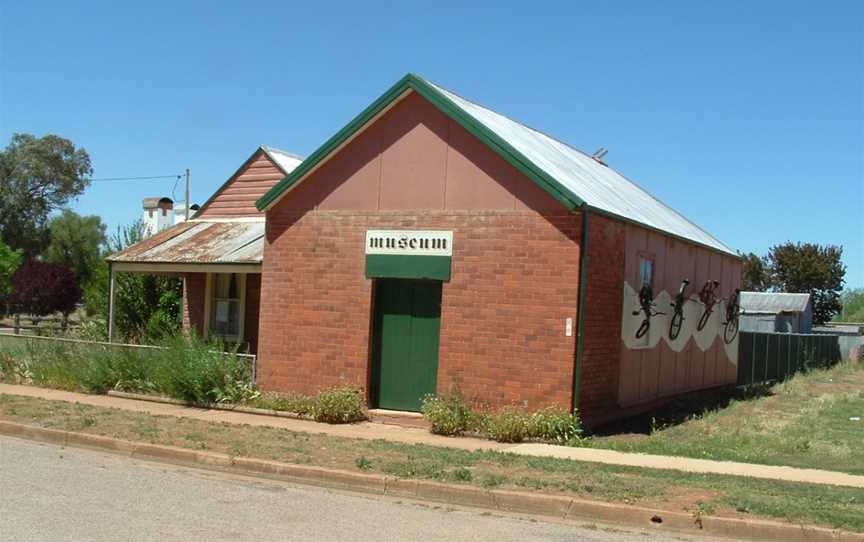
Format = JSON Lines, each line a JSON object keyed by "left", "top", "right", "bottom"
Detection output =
{"left": 737, "top": 331, "right": 842, "bottom": 386}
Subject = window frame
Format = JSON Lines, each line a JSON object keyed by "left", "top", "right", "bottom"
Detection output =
{"left": 203, "top": 272, "right": 246, "bottom": 343}
{"left": 632, "top": 252, "right": 656, "bottom": 349}
{"left": 637, "top": 252, "right": 654, "bottom": 288}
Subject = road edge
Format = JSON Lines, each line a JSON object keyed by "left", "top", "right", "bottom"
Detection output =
{"left": 0, "top": 420, "right": 860, "bottom": 542}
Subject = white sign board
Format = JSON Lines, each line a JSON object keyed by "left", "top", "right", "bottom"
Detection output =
{"left": 365, "top": 230, "right": 453, "bottom": 257}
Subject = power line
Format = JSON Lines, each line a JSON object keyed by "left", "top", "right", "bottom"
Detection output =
{"left": 90, "top": 174, "right": 182, "bottom": 182}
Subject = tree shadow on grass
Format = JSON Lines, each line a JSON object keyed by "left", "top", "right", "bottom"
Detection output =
{"left": 590, "top": 384, "right": 775, "bottom": 437}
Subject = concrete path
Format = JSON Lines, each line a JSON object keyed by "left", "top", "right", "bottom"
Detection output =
{"left": 2, "top": 383, "right": 863, "bottom": 489}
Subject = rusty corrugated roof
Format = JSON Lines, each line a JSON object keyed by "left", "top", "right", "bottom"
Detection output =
{"left": 106, "top": 221, "right": 264, "bottom": 264}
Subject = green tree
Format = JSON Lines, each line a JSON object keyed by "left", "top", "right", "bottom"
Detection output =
{"left": 44, "top": 209, "right": 107, "bottom": 290}
{"left": 836, "top": 288, "right": 864, "bottom": 323}
{"left": 740, "top": 252, "right": 769, "bottom": 292}
{"left": 0, "top": 238, "right": 23, "bottom": 314}
{"left": 0, "top": 133, "right": 92, "bottom": 255}
{"left": 766, "top": 242, "right": 845, "bottom": 325}
{"left": 89, "top": 220, "right": 182, "bottom": 343}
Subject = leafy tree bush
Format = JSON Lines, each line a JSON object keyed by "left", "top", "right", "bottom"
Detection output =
{"left": 740, "top": 243, "right": 846, "bottom": 325}
{"left": 9, "top": 260, "right": 81, "bottom": 326}
{"left": 0, "top": 239, "right": 22, "bottom": 314}
{"left": 44, "top": 209, "right": 106, "bottom": 293}
{"left": 740, "top": 252, "right": 769, "bottom": 292}
{"left": 0, "top": 133, "right": 92, "bottom": 255}
{"left": 88, "top": 220, "right": 182, "bottom": 343}
{"left": 767, "top": 242, "right": 845, "bottom": 325}
{"left": 836, "top": 288, "right": 864, "bottom": 323}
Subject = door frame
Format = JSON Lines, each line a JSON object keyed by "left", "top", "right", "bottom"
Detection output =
{"left": 369, "top": 278, "right": 443, "bottom": 411}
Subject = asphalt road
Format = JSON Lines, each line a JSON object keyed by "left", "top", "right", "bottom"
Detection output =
{"left": 0, "top": 436, "right": 730, "bottom": 542}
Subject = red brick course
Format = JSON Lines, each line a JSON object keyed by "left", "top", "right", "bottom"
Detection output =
{"left": 577, "top": 213, "right": 626, "bottom": 422}
{"left": 182, "top": 273, "right": 206, "bottom": 338}
{"left": 257, "top": 209, "right": 583, "bottom": 412}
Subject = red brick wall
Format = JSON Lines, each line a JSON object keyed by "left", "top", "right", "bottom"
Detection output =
{"left": 258, "top": 209, "right": 583, "bottom": 411}
{"left": 182, "top": 273, "right": 207, "bottom": 338}
{"left": 577, "top": 213, "right": 626, "bottom": 422}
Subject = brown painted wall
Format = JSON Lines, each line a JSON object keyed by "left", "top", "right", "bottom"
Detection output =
{"left": 618, "top": 225, "right": 742, "bottom": 407}
{"left": 196, "top": 152, "right": 285, "bottom": 219}
{"left": 274, "top": 92, "right": 562, "bottom": 214}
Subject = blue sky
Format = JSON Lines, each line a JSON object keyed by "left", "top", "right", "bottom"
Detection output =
{"left": 2, "top": 1, "right": 862, "bottom": 286}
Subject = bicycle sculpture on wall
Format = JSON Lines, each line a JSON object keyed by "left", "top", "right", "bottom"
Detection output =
{"left": 696, "top": 280, "right": 721, "bottom": 331}
{"left": 668, "top": 279, "right": 690, "bottom": 340}
{"left": 633, "top": 284, "right": 663, "bottom": 339}
{"left": 723, "top": 288, "right": 741, "bottom": 344}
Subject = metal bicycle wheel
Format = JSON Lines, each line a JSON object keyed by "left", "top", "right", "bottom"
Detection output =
{"left": 669, "top": 310, "right": 684, "bottom": 340}
{"left": 635, "top": 318, "right": 650, "bottom": 339}
{"left": 723, "top": 317, "right": 739, "bottom": 344}
{"left": 696, "top": 309, "right": 711, "bottom": 331}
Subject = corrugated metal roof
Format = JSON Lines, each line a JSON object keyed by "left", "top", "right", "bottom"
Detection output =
{"left": 262, "top": 146, "right": 304, "bottom": 175}
{"left": 106, "top": 220, "right": 264, "bottom": 264}
{"left": 425, "top": 78, "right": 736, "bottom": 255}
{"left": 740, "top": 292, "right": 811, "bottom": 314}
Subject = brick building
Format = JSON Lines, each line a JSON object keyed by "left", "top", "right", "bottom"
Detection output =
{"left": 110, "top": 74, "right": 741, "bottom": 425}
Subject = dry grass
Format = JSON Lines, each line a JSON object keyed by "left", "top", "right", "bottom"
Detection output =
{"left": 590, "top": 360, "right": 864, "bottom": 474}
{"left": 1, "top": 393, "right": 863, "bottom": 532}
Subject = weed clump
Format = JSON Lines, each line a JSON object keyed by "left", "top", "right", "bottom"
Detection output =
{"left": 421, "top": 389, "right": 582, "bottom": 445}
{"left": 311, "top": 386, "right": 367, "bottom": 424}
{"left": 421, "top": 389, "right": 480, "bottom": 436}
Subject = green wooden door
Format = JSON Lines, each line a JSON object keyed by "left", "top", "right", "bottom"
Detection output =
{"left": 372, "top": 279, "right": 442, "bottom": 411}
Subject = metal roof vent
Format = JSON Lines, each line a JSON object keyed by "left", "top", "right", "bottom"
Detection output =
{"left": 591, "top": 147, "right": 608, "bottom": 165}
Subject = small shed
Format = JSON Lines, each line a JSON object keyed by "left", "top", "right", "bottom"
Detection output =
{"left": 740, "top": 292, "right": 813, "bottom": 333}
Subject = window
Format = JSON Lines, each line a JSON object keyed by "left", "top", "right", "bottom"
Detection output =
{"left": 207, "top": 273, "right": 245, "bottom": 342}
{"left": 633, "top": 255, "right": 654, "bottom": 348}
{"left": 639, "top": 256, "right": 654, "bottom": 289}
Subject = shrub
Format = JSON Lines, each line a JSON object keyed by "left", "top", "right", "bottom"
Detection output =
{"left": 421, "top": 389, "right": 478, "bottom": 436}
{"left": 311, "top": 386, "right": 366, "bottom": 424}
{"left": 526, "top": 407, "right": 583, "bottom": 445}
{"left": 485, "top": 408, "right": 529, "bottom": 443}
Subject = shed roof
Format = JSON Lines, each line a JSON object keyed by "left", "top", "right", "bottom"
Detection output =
{"left": 106, "top": 220, "right": 264, "bottom": 265}
{"left": 256, "top": 74, "right": 736, "bottom": 256}
{"left": 740, "top": 292, "right": 811, "bottom": 314}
